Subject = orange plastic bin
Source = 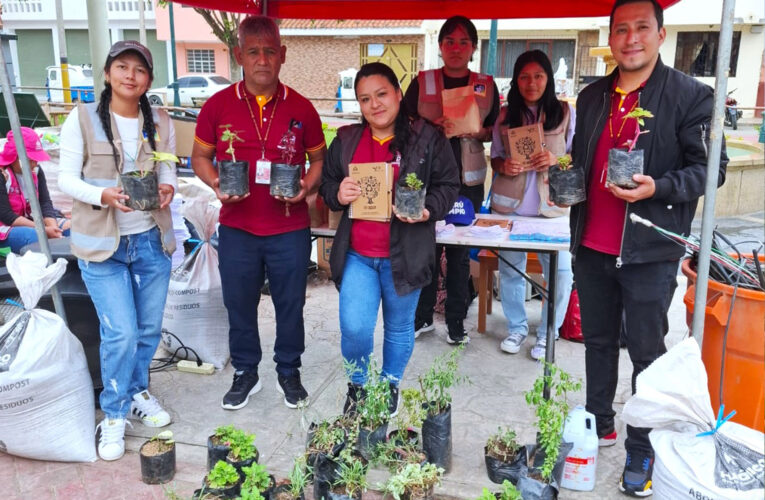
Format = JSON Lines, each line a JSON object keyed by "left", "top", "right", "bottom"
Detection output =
{"left": 681, "top": 257, "right": 764, "bottom": 432}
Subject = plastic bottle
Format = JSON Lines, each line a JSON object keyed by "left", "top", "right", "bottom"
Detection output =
{"left": 560, "top": 405, "right": 598, "bottom": 491}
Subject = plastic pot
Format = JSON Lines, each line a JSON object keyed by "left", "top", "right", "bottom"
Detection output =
{"left": 421, "top": 404, "right": 452, "bottom": 472}
{"left": 219, "top": 160, "right": 250, "bottom": 196}
{"left": 120, "top": 172, "right": 160, "bottom": 211}
{"left": 207, "top": 434, "right": 230, "bottom": 471}
{"left": 357, "top": 422, "right": 388, "bottom": 460}
{"left": 270, "top": 163, "right": 301, "bottom": 198}
{"left": 516, "top": 442, "right": 573, "bottom": 500}
{"left": 312, "top": 453, "right": 342, "bottom": 500}
{"left": 484, "top": 444, "right": 526, "bottom": 485}
{"left": 395, "top": 186, "right": 426, "bottom": 219}
{"left": 548, "top": 166, "right": 586, "bottom": 206}
{"left": 606, "top": 148, "right": 643, "bottom": 189}
{"left": 139, "top": 439, "right": 175, "bottom": 484}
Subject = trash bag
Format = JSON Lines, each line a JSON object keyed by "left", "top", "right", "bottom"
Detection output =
{"left": 162, "top": 199, "right": 229, "bottom": 369}
{"left": 422, "top": 404, "right": 452, "bottom": 472}
{"left": 622, "top": 338, "right": 764, "bottom": 500}
{"left": 484, "top": 445, "right": 527, "bottom": 484}
{"left": 0, "top": 252, "right": 96, "bottom": 462}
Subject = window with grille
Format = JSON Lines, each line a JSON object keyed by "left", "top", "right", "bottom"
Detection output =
{"left": 187, "top": 49, "right": 216, "bottom": 73}
{"left": 480, "top": 39, "right": 575, "bottom": 79}
{"left": 674, "top": 31, "right": 741, "bottom": 77}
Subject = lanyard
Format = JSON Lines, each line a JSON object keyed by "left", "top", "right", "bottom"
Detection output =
{"left": 243, "top": 84, "right": 280, "bottom": 159}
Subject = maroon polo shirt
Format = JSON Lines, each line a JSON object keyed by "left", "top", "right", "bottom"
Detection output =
{"left": 349, "top": 128, "right": 400, "bottom": 258}
{"left": 581, "top": 81, "right": 644, "bottom": 255}
{"left": 195, "top": 81, "right": 325, "bottom": 236}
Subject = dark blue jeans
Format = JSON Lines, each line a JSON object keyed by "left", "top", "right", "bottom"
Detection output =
{"left": 218, "top": 225, "right": 311, "bottom": 377}
{"left": 573, "top": 246, "right": 678, "bottom": 454}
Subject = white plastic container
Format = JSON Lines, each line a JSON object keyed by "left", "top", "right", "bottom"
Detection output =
{"left": 561, "top": 405, "right": 599, "bottom": 491}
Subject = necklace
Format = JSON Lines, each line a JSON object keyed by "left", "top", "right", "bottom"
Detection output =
{"left": 243, "top": 83, "right": 279, "bottom": 159}
{"left": 608, "top": 87, "right": 639, "bottom": 145}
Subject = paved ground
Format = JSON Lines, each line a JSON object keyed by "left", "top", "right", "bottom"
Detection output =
{"left": 1, "top": 210, "right": 762, "bottom": 500}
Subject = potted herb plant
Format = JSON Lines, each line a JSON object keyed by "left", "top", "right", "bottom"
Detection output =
{"left": 218, "top": 125, "right": 250, "bottom": 196}
{"left": 383, "top": 462, "right": 444, "bottom": 500}
{"left": 518, "top": 363, "right": 581, "bottom": 500}
{"left": 607, "top": 107, "right": 654, "bottom": 189}
{"left": 355, "top": 359, "right": 391, "bottom": 460}
{"left": 395, "top": 173, "right": 427, "bottom": 219}
{"left": 202, "top": 460, "right": 241, "bottom": 499}
{"left": 373, "top": 438, "right": 428, "bottom": 473}
{"left": 476, "top": 480, "right": 523, "bottom": 500}
{"left": 120, "top": 151, "right": 178, "bottom": 211}
{"left": 270, "top": 455, "right": 311, "bottom": 500}
{"left": 270, "top": 128, "right": 302, "bottom": 199}
{"left": 547, "top": 154, "right": 586, "bottom": 206}
{"left": 307, "top": 417, "right": 348, "bottom": 500}
{"left": 327, "top": 459, "right": 368, "bottom": 500}
{"left": 418, "top": 345, "right": 468, "bottom": 472}
{"left": 240, "top": 462, "right": 275, "bottom": 499}
{"left": 484, "top": 426, "right": 524, "bottom": 485}
{"left": 388, "top": 387, "right": 426, "bottom": 447}
{"left": 225, "top": 428, "right": 260, "bottom": 480}
{"left": 139, "top": 430, "right": 175, "bottom": 485}
{"left": 208, "top": 424, "right": 237, "bottom": 471}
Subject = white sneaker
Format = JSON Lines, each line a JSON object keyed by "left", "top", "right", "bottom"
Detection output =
{"left": 96, "top": 418, "right": 128, "bottom": 461}
{"left": 414, "top": 321, "right": 435, "bottom": 339}
{"left": 129, "top": 390, "right": 171, "bottom": 427}
{"left": 530, "top": 338, "right": 547, "bottom": 361}
{"left": 500, "top": 332, "right": 526, "bottom": 354}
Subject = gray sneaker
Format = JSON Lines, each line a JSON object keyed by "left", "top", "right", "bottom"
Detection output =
{"left": 500, "top": 332, "right": 526, "bottom": 354}
{"left": 530, "top": 337, "right": 547, "bottom": 360}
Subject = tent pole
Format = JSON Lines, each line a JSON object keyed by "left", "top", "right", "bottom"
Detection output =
{"left": 0, "top": 48, "right": 68, "bottom": 323}
{"left": 487, "top": 20, "right": 498, "bottom": 76}
{"left": 691, "top": 0, "right": 736, "bottom": 347}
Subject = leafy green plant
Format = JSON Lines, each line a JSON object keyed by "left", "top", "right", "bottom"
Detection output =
{"left": 418, "top": 344, "right": 468, "bottom": 416}
{"left": 486, "top": 426, "right": 520, "bottom": 463}
{"left": 372, "top": 438, "right": 426, "bottom": 473}
{"left": 220, "top": 124, "right": 244, "bottom": 162}
{"left": 404, "top": 172, "right": 424, "bottom": 191}
{"left": 226, "top": 427, "right": 258, "bottom": 461}
{"left": 206, "top": 460, "right": 240, "bottom": 489}
{"left": 130, "top": 151, "right": 179, "bottom": 178}
{"left": 475, "top": 479, "right": 522, "bottom": 500}
{"left": 287, "top": 455, "right": 311, "bottom": 496}
{"left": 240, "top": 462, "right": 271, "bottom": 494}
{"left": 356, "top": 357, "right": 391, "bottom": 430}
{"left": 333, "top": 458, "right": 368, "bottom": 497}
{"left": 524, "top": 363, "right": 582, "bottom": 481}
{"left": 383, "top": 462, "right": 443, "bottom": 500}
{"left": 623, "top": 107, "right": 654, "bottom": 153}
{"left": 556, "top": 154, "right": 573, "bottom": 170}
{"left": 393, "top": 388, "right": 426, "bottom": 434}
{"left": 307, "top": 417, "right": 346, "bottom": 455}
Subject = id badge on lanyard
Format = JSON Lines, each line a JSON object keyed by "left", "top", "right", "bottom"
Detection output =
{"left": 255, "top": 158, "right": 271, "bottom": 184}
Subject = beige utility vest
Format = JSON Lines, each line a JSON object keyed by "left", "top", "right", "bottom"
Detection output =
{"left": 492, "top": 102, "right": 570, "bottom": 217}
{"left": 71, "top": 102, "right": 176, "bottom": 262}
{"left": 417, "top": 69, "right": 494, "bottom": 186}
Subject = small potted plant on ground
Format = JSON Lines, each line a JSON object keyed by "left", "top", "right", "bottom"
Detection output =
{"left": 607, "top": 107, "right": 654, "bottom": 189}
{"left": 484, "top": 426, "right": 524, "bottom": 485}
{"left": 476, "top": 480, "right": 523, "bottom": 500}
{"left": 355, "top": 359, "right": 391, "bottom": 460}
{"left": 121, "top": 151, "right": 178, "bottom": 211}
{"left": 418, "top": 345, "right": 468, "bottom": 472}
{"left": 518, "top": 363, "right": 581, "bottom": 500}
{"left": 225, "top": 428, "right": 260, "bottom": 480}
{"left": 271, "top": 127, "right": 302, "bottom": 199}
{"left": 218, "top": 125, "right": 249, "bottom": 196}
{"left": 327, "top": 459, "right": 368, "bottom": 500}
{"left": 201, "top": 460, "right": 241, "bottom": 499}
{"left": 239, "top": 462, "right": 275, "bottom": 499}
{"left": 373, "top": 438, "right": 428, "bottom": 473}
{"left": 208, "top": 425, "right": 237, "bottom": 471}
{"left": 388, "top": 387, "right": 426, "bottom": 447}
{"left": 139, "top": 430, "right": 175, "bottom": 485}
{"left": 383, "top": 462, "right": 444, "bottom": 500}
{"left": 395, "top": 172, "right": 426, "bottom": 219}
{"left": 547, "top": 154, "right": 586, "bottom": 206}
{"left": 307, "top": 417, "right": 348, "bottom": 500}
{"left": 270, "top": 455, "right": 311, "bottom": 500}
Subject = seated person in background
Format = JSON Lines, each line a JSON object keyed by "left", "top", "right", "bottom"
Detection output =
{"left": 0, "top": 127, "right": 69, "bottom": 253}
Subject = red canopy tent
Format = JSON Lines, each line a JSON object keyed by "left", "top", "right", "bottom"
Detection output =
{"left": 169, "top": 0, "right": 680, "bottom": 19}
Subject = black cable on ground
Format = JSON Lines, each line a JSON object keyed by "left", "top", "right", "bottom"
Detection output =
{"left": 150, "top": 329, "right": 204, "bottom": 372}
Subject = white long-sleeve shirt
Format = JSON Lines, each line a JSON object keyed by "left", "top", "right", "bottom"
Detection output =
{"left": 58, "top": 107, "right": 177, "bottom": 235}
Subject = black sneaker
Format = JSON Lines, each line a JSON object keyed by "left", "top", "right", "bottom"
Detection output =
{"left": 446, "top": 319, "right": 470, "bottom": 345}
{"left": 343, "top": 383, "right": 365, "bottom": 416}
{"left": 221, "top": 370, "right": 262, "bottom": 410}
{"left": 276, "top": 373, "right": 309, "bottom": 409}
{"left": 619, "top": 450, "right": 654, "bottom": 497}
{"left": 414, "top": 319, "right": 435, "bottom": 339}
{"left": 388, "top": 383, "right": 400, "bottom": 418}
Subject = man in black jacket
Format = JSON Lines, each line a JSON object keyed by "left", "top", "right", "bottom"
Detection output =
{"left": 569, "top": 0, "right": 727, "bottom": 496}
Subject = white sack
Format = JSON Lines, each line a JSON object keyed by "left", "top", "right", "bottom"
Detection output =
{"left": 162, "top": 198, "right": 229, "bottom": 368}
{"left": 0, "top": 252, "right": 96, "bottom": 462}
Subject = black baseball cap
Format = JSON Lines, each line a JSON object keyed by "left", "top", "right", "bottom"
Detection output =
{"left": 108, "top": 40, "right": 153, "bottom": 69}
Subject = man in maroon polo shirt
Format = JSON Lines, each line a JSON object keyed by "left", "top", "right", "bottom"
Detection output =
{"left": 192, "top": 16, "right": 326, "bottom": 411}
{"left": 568, "top": 0, "right": 726, "bottom": 496}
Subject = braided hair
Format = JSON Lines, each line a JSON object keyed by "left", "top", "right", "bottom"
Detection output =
{"left": 96, "top": 50, "right": 157, "bottom": 170}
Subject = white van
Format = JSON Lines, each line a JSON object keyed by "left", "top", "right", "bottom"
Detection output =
{"left": 45, "top": 64, "right": 95, "bottom": 103}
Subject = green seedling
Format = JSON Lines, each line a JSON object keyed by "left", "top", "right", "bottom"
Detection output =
{"left": 220, "top": 124, "right": 244, "bottom": 162}
{"left": 404, "top": 172, "right": 424, "bottom": 191}
{"left": 206, "top": 460, "right": 239, "bottom": 489}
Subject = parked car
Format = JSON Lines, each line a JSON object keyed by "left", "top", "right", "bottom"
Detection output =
{"left": 46, "top": 64, "right": 95, "bottom": 103}
{"left": 147, "top": 74, "right": 231, "bottom": 107}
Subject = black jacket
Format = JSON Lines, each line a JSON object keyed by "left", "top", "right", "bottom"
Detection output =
{"left": 319, "top": 119, "right": 460, "bottom": 295}
{"left": 571, "top": 58, "right": 728, "bottom": 265}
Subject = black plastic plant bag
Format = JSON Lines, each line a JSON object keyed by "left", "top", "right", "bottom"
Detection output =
{"left": 422, "top": 404, "right": 452, "bottom": 472}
